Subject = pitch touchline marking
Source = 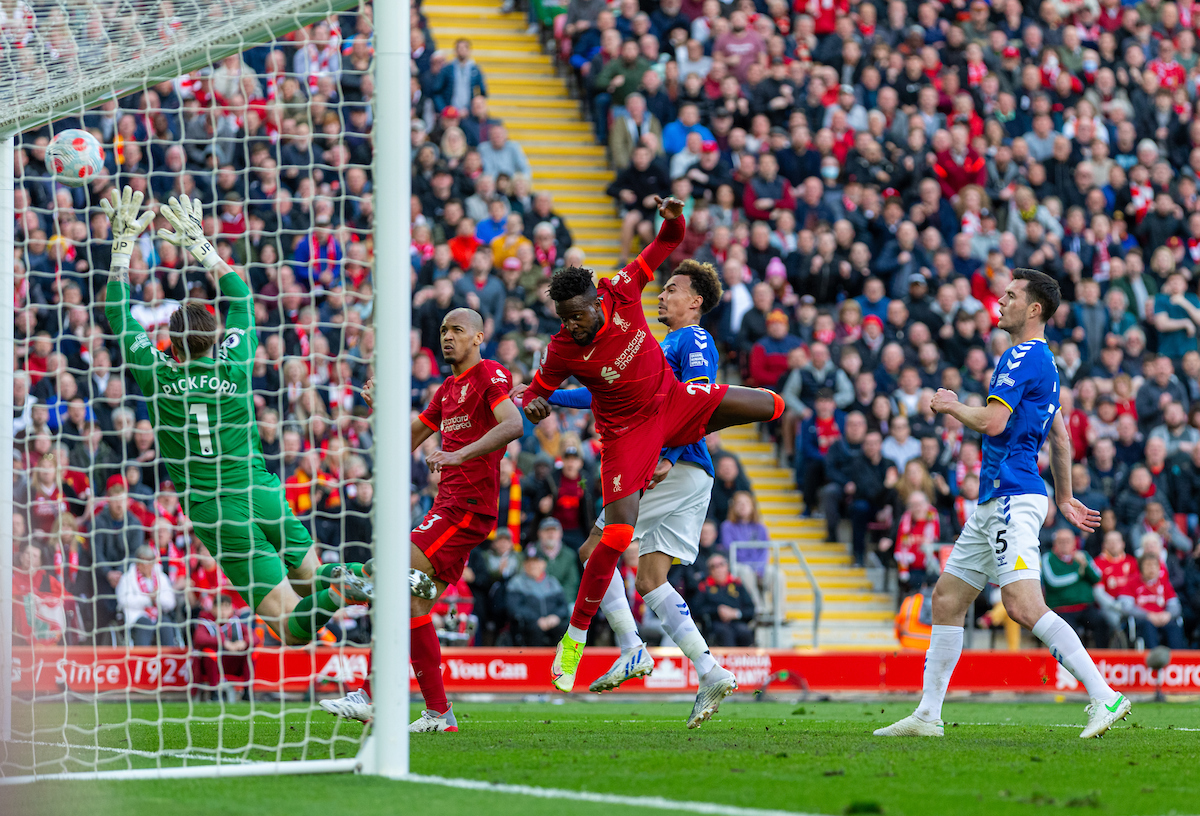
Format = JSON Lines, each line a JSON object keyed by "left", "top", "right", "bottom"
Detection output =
{"left": 404, "top": 774, "right": 831, "bottom": 816}
{"left": 12, "top": 739, "right": 257, "bottom": 764}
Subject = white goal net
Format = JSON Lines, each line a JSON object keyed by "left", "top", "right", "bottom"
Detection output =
{"left": 0, "top": 0, "right": 411, "bottom": 782}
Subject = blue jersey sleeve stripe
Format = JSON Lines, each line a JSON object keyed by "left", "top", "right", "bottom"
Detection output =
{"left": 685, "top": 375, "right": 711, "bottom": 383}
{"left": 987, "top": 394, "right": 1014, "bottom": 413}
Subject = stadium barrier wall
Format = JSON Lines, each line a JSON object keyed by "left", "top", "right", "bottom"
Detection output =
{"left": 13, "top": 647, "right": 1200, "bottom": 696}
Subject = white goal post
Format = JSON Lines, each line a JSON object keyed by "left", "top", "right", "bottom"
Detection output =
{"left": 0, "top": 0, "right": 410, "bottom": 782}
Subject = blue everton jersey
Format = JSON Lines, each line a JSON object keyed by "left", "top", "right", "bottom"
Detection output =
{"left": 980, "top": 338, "right": 1059, "bottom": 503}
{"left": 546, "top": 324, "right": 717, "bottom": 478}
{"left": 659, "top": 324, "right": 718, "bottom": 477}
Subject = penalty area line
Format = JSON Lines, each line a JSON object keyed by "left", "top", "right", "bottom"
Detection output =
{"left": 403, "top": 773, "right": 830, "bottom": 816}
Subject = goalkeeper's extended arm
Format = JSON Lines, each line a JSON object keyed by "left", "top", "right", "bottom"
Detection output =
{"left": 157, "top": 194, "right": 235, "bottom": 278}
{"left": 98, "top": 186, "right": 155, "bottom": 287}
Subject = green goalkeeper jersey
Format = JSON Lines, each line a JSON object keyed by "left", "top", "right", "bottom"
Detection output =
{"left": 105, "top": 271, "right": 259, "bottom": 501}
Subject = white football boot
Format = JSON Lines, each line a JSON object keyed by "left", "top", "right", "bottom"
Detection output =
{"left": 873, "top": 714, "right": 945, "bottom": 737}
{"left": 319, "top": 689, "right": 374, "bottom": 723}
{"left": 589, "top": 644, "right": 655, "bottom": 692}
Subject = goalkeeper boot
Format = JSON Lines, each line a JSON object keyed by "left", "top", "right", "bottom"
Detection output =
{"left": 1080, "top": 693, "right": 1131, "bottom": 738}
{"left": 551, "top": 631, "right": 585, "bottom": 692}
{"left": 331, "top": 566, "right": 374, "bottom": 604}
{"left": 410, "top": 568, "right": 437, "bottom": 600}
{"left": 873, "top": 714, "right": 944, "bottom": 737}
{"left": 687, "top": 666, "right": 738, "bottom": 729}
{"left": 319, "top": 689, "right": 373, "bottom": 723}
{"left": 589, "top": 643, "right": 654, "bottom": 693}
{"left": 409, "top": 703, "right": 458, "bottom": 733}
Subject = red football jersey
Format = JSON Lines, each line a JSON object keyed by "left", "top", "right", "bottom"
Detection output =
{"left": 526, "top": 217, "right": 686, "bottom": 439}
{"left": 1096, "top": 553, "right": 1138, "bottom": 596}
{"left": 1121, "top": 572, "right": 1177, "bottom": 614}
{"left": 419, "top": 359, "right": 513, "bottom": 514}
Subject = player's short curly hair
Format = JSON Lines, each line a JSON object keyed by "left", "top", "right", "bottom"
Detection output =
{"left": 169, "top": 302, "right": 218, "bottom": 360}
{"left": 548, "top": 265, "right": 595, "bottom": 303}
{"left": 670, "top": 259, "right": 723, "bottom": 315}
{"left": 1012, "top": 267, "right": 1061, "bottom": 322}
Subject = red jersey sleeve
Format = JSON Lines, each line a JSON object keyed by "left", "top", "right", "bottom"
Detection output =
{"left": 482, "top": 362, "right": 514, "bottom": 411}
{"left": 419, "top": 381, "right": 445, "bottom": 432}
{"left": 526, "top": 340, "right": 571, "bottom": 403}
{"left": 615, "top": 215, "right": 687, "bottom": 295}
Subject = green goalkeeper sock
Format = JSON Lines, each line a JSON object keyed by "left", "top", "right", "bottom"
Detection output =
{"left": 285, "top": 589, "right": 341, "bottom": 642}
{"left": 315, "top": 562, "right": 365, "bottom": 590}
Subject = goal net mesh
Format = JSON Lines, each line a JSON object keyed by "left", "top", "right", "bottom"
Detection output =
{"left": 3, "top": 0, "right": 382, "bottom": 779}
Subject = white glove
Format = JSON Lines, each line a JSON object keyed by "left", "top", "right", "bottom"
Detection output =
{"left": 98, "top": 186, "right": 154, "bottom": 270}
{"left": 157, "top": 194, "right": 220, "bottom": 270}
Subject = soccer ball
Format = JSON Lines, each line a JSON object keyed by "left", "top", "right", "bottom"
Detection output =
{"left": 48, "top": 129, "right": 104, "bottom": 187}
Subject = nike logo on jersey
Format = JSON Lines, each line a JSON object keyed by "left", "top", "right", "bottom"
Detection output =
{"left": 583, "top": 349, "right": 596, "bottom": 361}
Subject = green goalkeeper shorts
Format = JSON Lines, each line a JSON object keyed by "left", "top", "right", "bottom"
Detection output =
{"left": 250, "top": 466, "right": 312, "bottom": 572}
{"left": 186, "top": 469, "right": 313, "bottom": 609}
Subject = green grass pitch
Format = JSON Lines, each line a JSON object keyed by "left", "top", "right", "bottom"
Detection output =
{"left": 6, "top": 700, "right": 1198, "bottom": 816}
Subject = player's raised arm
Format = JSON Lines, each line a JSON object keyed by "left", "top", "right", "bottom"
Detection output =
{"left": 625, "top": 196, "right": 687, "bottom": 289}
{"left": 1049, "top": 409, "right": 1102, "bottom": 533}
{"left": 100, "top": 187, "right": 157, "bottom": 390}
{"left": 157, "top": 194, "right": 233, "bottom": 279}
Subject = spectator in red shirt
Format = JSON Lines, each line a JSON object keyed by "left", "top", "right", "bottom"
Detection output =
{"left": 879, "top": 489, "right": 939, "bottom": 598}
{"left": 1094, "top": 529, "right": 1138, "bottom": 631}
{"left": 934, "top": 123, "right": 986, "bottom": 201}
{"left": 798, "top": 388, "right": 845, "bottom": 520}
{"left": 1059, "top": 389, "right": 1093, "bottom": 463}
{"left": 1147, "top": 39, "right": 1187, "bottom": 90}
{"left": 747, "top": 309, "right": 801, "bottom": 387}
{"left": 1119, "top": 553, "right": 1187, "bottom": 648}
{"left": 550, "top": 442, "right": 597, "bottom": 549}
{"left": 192, "top": 594, "right": 255, "bottom": 701}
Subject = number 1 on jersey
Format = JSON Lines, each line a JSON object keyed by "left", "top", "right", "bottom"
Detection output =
{"left": 189, "top": 403, "right": 214, "bottom": 455}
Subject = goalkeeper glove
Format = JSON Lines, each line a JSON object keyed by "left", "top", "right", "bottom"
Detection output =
{"left": 98, "top": 186, "right": 154, "bottom": 270}
{"left": 158, "top": 194, "right": 220, "bottom": 270}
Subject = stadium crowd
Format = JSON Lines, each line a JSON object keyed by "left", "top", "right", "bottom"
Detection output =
{"left": 8, "top": 0, "right": 1200, "bottom": 656}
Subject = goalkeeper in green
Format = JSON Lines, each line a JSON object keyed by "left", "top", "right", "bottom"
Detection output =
{"left": 101, "top": 187, "right": 371, "bottom": 644}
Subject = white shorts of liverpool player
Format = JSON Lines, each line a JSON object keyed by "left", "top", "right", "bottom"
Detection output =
{"left": 942, "top": 494, "right": 1049, "bottom": 590}
{"left": 595, "top": 461, "right": 712, "bottom": 565}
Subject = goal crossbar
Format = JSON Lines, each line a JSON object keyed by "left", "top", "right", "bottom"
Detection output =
{"left": 0, "top": 0, "right": 361, "bottom": 139}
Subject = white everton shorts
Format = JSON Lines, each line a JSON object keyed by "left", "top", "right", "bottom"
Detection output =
{"left": 943, "top": 493, "right": 1048, "bottom": 590}
{"left": 595, "top": 461, "right": 712, "bottom": 565}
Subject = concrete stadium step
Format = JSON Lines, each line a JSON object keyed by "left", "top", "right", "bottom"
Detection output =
{"left": 488, "top": 67, "right": 562, "bottom": 80}
{"left": 532, "top": 169, "right": 612, "bottom": 181}
{"left": 568, "top": 227, "right": 622, "bottom": 240}
{"left": 521, "top": 144, "right": 607, "bottom": 157}
{"left": 489, "top": 82, "right": 568, "bottom": 95}
{"left": 489, "top": 97, "right": 580, "bottom": 110}
{"left": 534, "top": 179, "right": 611, "bottom": 191}
{"left": 556, "top": 203, "right": 618, "bottom": 216}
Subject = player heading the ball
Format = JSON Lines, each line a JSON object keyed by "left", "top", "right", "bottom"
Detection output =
{"left": 518, "top": 196, "right": 787, "bottom": 693}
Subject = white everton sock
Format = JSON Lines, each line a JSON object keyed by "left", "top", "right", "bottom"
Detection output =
{"left": 1032, "top": 611, "right": 1116, "bottom": 702}
{"left": 644, "top": 582, "right": 718, "bottom": 678}
{"left": 915, "top": 625, "right": 964, "bottom": 722}
{"left": 599, "top": 567, "right": 642, "bottom": 651}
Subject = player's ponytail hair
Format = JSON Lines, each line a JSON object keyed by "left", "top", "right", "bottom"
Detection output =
{"left": 1012, "top": 267, "right": 1061, "bottom": 322}
{"left": 548, "top": 265, "right": 596, "bottom": 303}
{"left": 670, "top": 259, "right": 724, "bottom": 314}
{"left": 169, "top": 302, "right": 218, "bottom": 360}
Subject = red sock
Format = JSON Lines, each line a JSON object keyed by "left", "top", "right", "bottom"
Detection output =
{"left": 570, "top": 524, "right": 633, "bottom": 631}
{"left": 359, "top": 675, "right": 372, "bottom": 699}
{"left": 410, "top": 614, "right": 448, "bottom": 714}
{"left": 761, "top": 388, "right": 785, "bottom": 421}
